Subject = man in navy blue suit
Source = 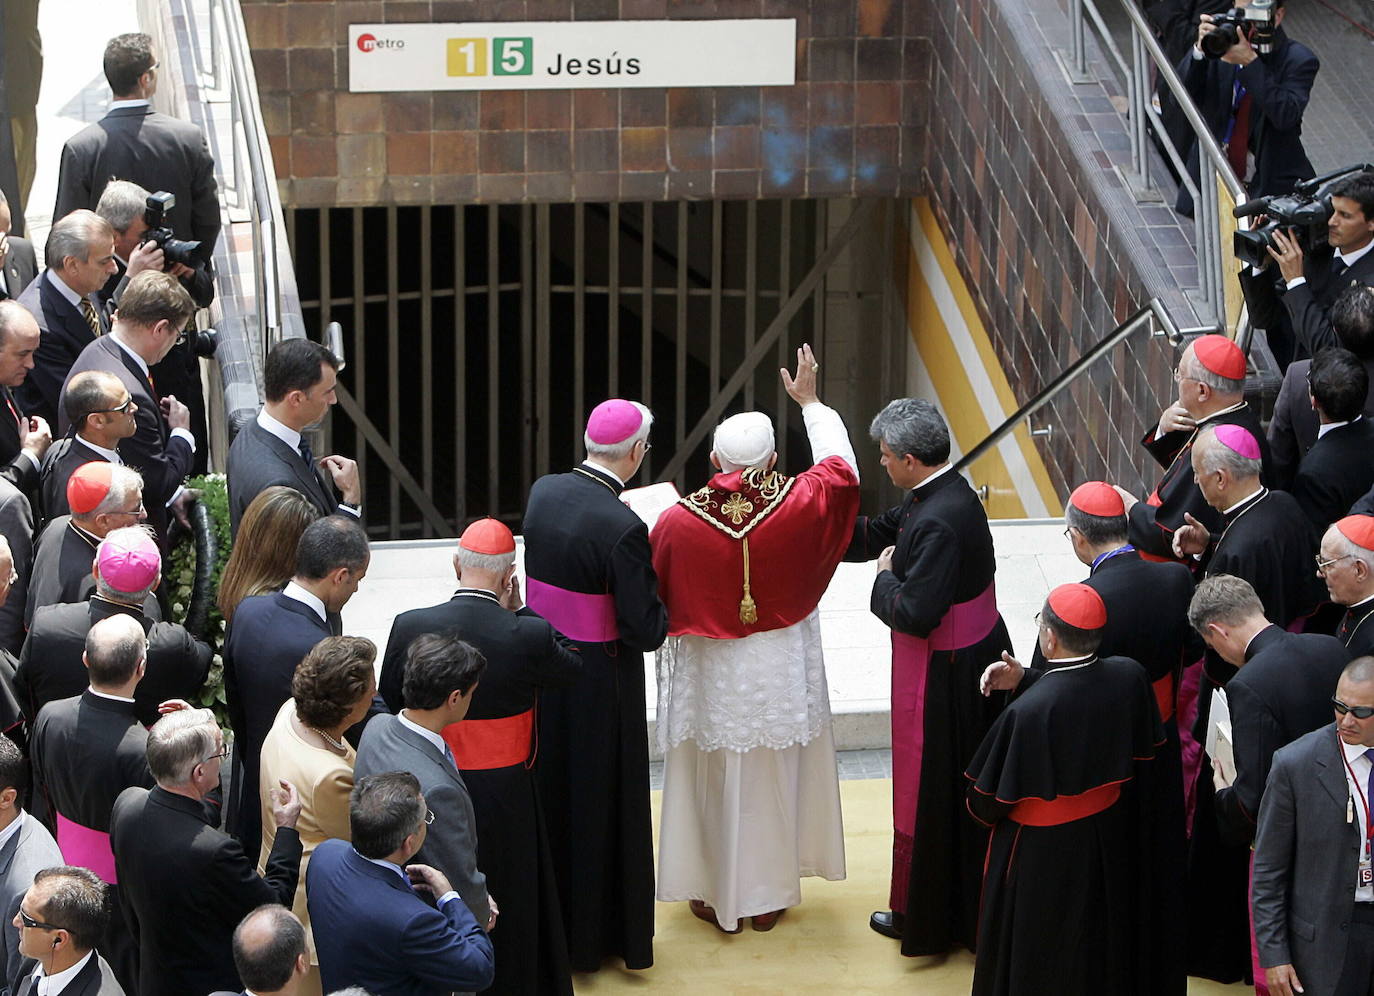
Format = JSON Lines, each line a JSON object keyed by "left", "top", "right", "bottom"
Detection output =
{"left": 222, "top": 515, "right": 369, "bottom": 860}
{"left": 307, "top": 772, "right": 494, "bottom": 996}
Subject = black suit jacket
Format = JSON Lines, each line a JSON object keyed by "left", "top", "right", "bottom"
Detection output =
{"left": 0, "top": 386, "right": 39, "bottom": 500}
{"left": 23, "top": 518, "right": 160, "bottom": 631}
{"left": 13, "top": 272, "right": 106, "bottom": 429}
{"left": 1241, "top": 245, "right": 1374, "bottom": 362}
{"left": 59, "top": 335, "right": 192, "bottom": 543}
{"left": 1290, "top": 417, "right": 1374, "bottom": 532}
{"left": 19, "top": 598, "right": 210, "bottom": 727}
{"left": 110, "top": 786, "right": 300, "bottom": 996}
{"left": 12, "top": 952, "right": 123, "bottom": 996}
{"left": 0, "top": 237, "right": 35, "bottom": 302}
{"left": 0, "top": 475, "right": 33, "bottom": 657}
{"left": 222, "top": 592, "right": 331, "bottom": 862}
{"left": 54, "top": 105, "right": 220, "bottom": 253}
{"left": 1267, "top": 355, "right": 1374, "bottom": 490}
{"left": 226, "top": 418, "right": 344, "bottom": 534}
{"left": 38, "top": 437, "right": 112, "bottom": 522}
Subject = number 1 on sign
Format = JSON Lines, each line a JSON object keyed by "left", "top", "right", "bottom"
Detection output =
{"left": 446, "top": 38, "right": 488, "bottom": 77}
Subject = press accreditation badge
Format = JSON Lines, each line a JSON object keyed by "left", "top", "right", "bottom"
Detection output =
{"left": 1361, "top": 859, "right": 1373, "bottom": 890}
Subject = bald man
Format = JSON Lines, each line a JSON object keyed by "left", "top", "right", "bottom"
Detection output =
{"left": 221, "top": 905, "right": 308, "bottom": 996}
{"left": 42, "top": 370, "right": 136, "bottom": 519}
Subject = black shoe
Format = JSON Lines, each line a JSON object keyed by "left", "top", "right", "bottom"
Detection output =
{"left": 869, "top": 910, "right": 904, "bottom": 940}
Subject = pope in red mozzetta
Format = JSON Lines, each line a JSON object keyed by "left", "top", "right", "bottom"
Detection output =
{"left": 649, "top": 343, "right": 858, "bottom": 934}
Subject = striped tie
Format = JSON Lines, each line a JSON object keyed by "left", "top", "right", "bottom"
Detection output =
{"left": 79, "top": 298, "right": 101, "bottom": 337}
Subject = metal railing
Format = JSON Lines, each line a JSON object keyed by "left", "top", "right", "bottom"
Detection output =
{"left": 1063, "top": 0, "right": 1248, "bottom": 332}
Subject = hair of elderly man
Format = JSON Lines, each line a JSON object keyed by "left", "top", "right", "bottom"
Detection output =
{"left": 0, "top": 736, "right": 25, "bottom": 798}
{"left": 868, "top": 398, "right": 951, "bottom": 465}
{"left": 94, "top": 524, "right": 160, "bottom": 603}
{"left": 350, "top": 771, "right": 426, "bottom": 860}
{"left": 326, "top": 989, "right": 377, "bottom": 996}
{"left": 146, "top": 707, "right": 219, "bottom": 786}
{"left": 1181, "top": 348, "right": 1246, "bottom": 395}
{"left": 402, "top": 630, "right": 487, "bottom": 711}
{"left": 1333, "top": 285, "right": 1374, "bottom": 361}
{"left": 1324, "top": 523, "right": 1374, "bottom": 574}
{"left": 31, "top": 866, "right": 111, "bottom": 952}
{"left": 0, "top": 300, "right": 36, "bottom": 347}
{"left": 454, "top": 545, "right": 516, "bottom": 574}
{"left": 63, "top": 370, "right": 127, "bottom": 428}
{"left": 233, "top": 904, "right": 306, "bottom": 993}
{"left": 76, "top": 464, "right": 146, "bottom": 523}
{"left": 1194, "top": 426, "right": 1263, "bottom": 480}
{"left": 116, "top": 270, "right": 196, "bottom": 333}
{"left": 94, "top": 179, "right": 150, "bottom": 235}
{"left": 1064, "top": 503, "right": 1128, "bottom": 547}
{"left": 1188, "top": 574, "right": 1266, "bottom": 633}
{"left": 1040, "top": 600, "right": 1103, "bottom": 656}
{"left": 103, "top": 32, "right": 155, "bottom": 96}
{"left": 84, "top": 613, "right": 147, "bottom": 687}
{"left": 1309, "top": 346, "right": 1369, "bottom": 423}
{"left": 295, "top": 515, "right": 369, "bottom": 580}
{"left": 45, "top": 210, "right": 115, "bottom": 269}
{"left": 583, "top": 401, "right": 653, "bottom": 462}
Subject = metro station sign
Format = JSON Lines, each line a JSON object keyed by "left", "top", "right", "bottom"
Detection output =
{"left": 348, "top": 20, "right": 797, "bottom": 92}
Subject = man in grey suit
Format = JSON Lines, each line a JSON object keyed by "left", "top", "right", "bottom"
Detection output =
{"left": 1253, "top": 656, "right": 1374, "bottom": 995}
{"left": 10, "top": 866, "right": 124, "bottom": 996}
{"left": 225, "top": 339, "right": 360, "bottom": 536}
{"left": 0, "top": 737, "right": 62, "bottom": 991}
{"left": 354, "top": 632, "right": 495, "bottom": 934}
{"left": 0, "top": 192, "right": 35, "bottom": 302}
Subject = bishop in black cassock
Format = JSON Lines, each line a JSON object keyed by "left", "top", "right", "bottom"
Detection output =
{"left": 1320, "top": 516, "right": 1374, "bottom": 659}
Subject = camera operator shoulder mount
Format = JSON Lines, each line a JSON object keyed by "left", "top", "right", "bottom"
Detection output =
{"left": 1231, "top": 162, "right": 1374, "bottom": 269}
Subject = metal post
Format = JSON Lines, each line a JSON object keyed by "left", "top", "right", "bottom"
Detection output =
{"left": 1071, "top": 0, "right": 1087, "bottom": 78}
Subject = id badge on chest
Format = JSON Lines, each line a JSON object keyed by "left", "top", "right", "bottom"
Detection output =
{"left": 1360, "top": 858, "right": 1373, "bottom": 890}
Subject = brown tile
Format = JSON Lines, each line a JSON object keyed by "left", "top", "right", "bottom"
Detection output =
{"left": 260, "top": 93, "right": 291, "bottom": 137}
{"left": 433, "top": 131, "right": 479, "bottom": 173}
{"left": 480, "top": 131, "right": 526, "bottom": 173}
{"left": 574, "top": 89, "right": 619, "bottom": 128}
{"left": 856, "top": 38, "right": 901, "bottom": 80}
{"left": 667, "top": 170, "right": 712, "bottom": 199}
{"left": 243, "top": 5, "right": 286, "bottom": 49}
{"left": 527, "top": 172, "right": 575, "bottom": 201}
{"left": 526, "top": 91, "right": 572, "bottom": 129}
{"left": 857, "top": 125, "right": 898, "bottom": 167}
{"left": 287, "top": 178, "right": 339, "bottom": 208}
{"left": 809, "top": 82, "right": 854, "bottom": 125}
{"left": 434, "top": 93, "right": 480, "bottom": 131}
{"left": 622, "top": 127, "right": 667, "bottom": 171}
{"left": 477, "top": 173, "right": 528, "bottom": 202}
{"left": 621, "top": 90, "right": 665, "bottom": 127}
{"left": 668, "top": 127, "right": 713, "bottom": 171}
{"left": 527, "top": 0, "right": 573, "bottom": 16}
{"left": 714, "top": 169, "right": 760, "bottom": 199}
{"left": 858, "top": 0, "right": 900, "bottom": 37}
{"left": 527, "top": 130, "right": 572, "bottom": 172}
{"left": 289, "top": 48, "right": 335, "bottom": 90}
{"left": 268, "top": 135, "right": 291, "bottom": 176}
{"left": 760, "top": 165, "right": 805, "bottom": 198}
{"left": 384, "top": 93, "right": 433, "bottom": 132}
{"left": 384, "top": 1, "right": 435, "bottom": 23}
{"left": 809, "top": 3, "right": 855, "bottom": 37}
{"left": 854, "top": 81, "right": 899, "bottom": 125}
{"left": 713, "top": 125, "right": 759, "bottom": 169}
{"left": 336, "top": 176, "right": 384, "bottom": 204}
{"left": 809, "top": 38, "right": 855, "bottom": 82}
{"left": 574, "top": 129, "right": 619, "bottom": 172}
{"left": 291, "top": 136, "right": 337, "bottom": 178}
{"left": 335, "top": 92, "right": 384, "bottom": 133}
{"left": 251, "top": 49, "right": 288, "bottom": 91}
{"left": 387, "top": 132, "right": 431, "bottom": 174}
{"left": 715, "top": 87, "right": 760, "bottom": 126}
{"left": 667, "top": 88, "right": 713, "bottom": 127}
{"left": 760, "top": 85, "right": 807, "bottom": 128}
{"left": 334, "top": 1, "right": 384, "bottom": 36}
{"left": 715, "top": 0, "right": 763, "bottom": 15}
{"left": 431, "top": 0, "right": 484, "bottom": 18}
{"left": 810, "top": 125, "right": 854, "bottom": 170}
{"left": 294, "top": 90, "right": 334, "bottom": 135}
{"left": 620, "top": 172, "right": 668, "bottom": 200}
{"left": 287, "top": 4, "right": 335, "bottom": 47}
{"left": 387, "top": 176, "right": 434, "bottom": 203}
{"left": 574, "top": 0, "right": 618, "bottom": 17}
{"left": 433, "top": 173, "right": 479, "bottom": 204}
{"left": 481, "top": 91, "right": 526, "bottom": 130}
{"left": 337, "top": 134, "right": 387, "bottom": 177}
{"left": 573, "top": 172, "right": 619, "bottom": 201}
{"left": 621, "top": 0, "right": 666, "bottom": 14}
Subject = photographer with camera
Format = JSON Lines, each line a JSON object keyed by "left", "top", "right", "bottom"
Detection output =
{"left": 1241, "top": 172, "right": 1374, "bottom": 372}
{"left": 1175, "top": 0, "right": 1317, "bottom": 226}
{"left": 94, "top": 179, "right": 213, "bottom": 317}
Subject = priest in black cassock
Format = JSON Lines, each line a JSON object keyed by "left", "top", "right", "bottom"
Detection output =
{"left": 967, "top": 583, "right": 1169, "bottom": 996}
{"left": 1319, "top": 516, "right": 1374, "bottom": 658}
{"left": 1117, "top": 334, "right": 1269, "bottom": 563}
{"left": 521, "top": 399, "right": 668, "bottom": 973}
{"left": 378, "top": 517, "right": 580, "bottom": 996}
{"left": 1290, "top": 347, "right": 1374, "bottom": 534}
{"left": 846, "top": 398, "right": 1011, "bottom": 956}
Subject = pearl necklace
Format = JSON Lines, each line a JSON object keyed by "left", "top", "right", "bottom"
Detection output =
{"left": 310, "top": 726, "right": 347, "bottom": 753}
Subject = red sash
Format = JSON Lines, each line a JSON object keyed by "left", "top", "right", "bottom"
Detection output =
{"left": 1153, "top": 672, "right": 1176, "bottom": 722}
{"left": 1009, "top": 782, "right": 1122, "bottom": 827}
{"left": 443, "top": 709, "right": 534, "bottom": 770}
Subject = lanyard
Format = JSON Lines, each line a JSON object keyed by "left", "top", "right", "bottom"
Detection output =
{"left": 1091, "top": 545, "right": 1135, "bottom": 571}
{"left": 1339, "top": 733, "right": 1374, "bottom": 857}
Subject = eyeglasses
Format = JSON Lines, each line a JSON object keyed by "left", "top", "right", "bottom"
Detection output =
{"left": 17, "top": 907, "right": 64, "bottom": 932}
{"left": 117, "top": 501, "right": 146, "bottom": 516}
{"left": 91, "top": 396, "right": 135, "bottom": 416}
{"left": 423, "top": 809, "right": 435, "bottom": 826}
{"left": 203, "top": 744, "right": 230, "bottom": 763}
{"left": 1333, "top": 697, "right": 1374, "bottom": 720}
{"left": 1063, "top": 526, "right": 1075, "bottom": 540}
{"left": 639, "top": 440, "right": 652, "bottom": 453}
{"left": 1316, "top": 553, "right": 1354, "bottom": 575}
{"left": 144, "top": 62, "right": 159, "bottom": 74}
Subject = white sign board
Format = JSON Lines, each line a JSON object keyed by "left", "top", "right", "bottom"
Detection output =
{"left": 348, "top": 20, "right": 796, "bottom": 93}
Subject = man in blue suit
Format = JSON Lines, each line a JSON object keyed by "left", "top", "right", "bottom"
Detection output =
{"left": 307, "top": 772, "right": 494, "bottom": 996}
{"left": 223, "top": 515, "right": 369, "bottom": 861}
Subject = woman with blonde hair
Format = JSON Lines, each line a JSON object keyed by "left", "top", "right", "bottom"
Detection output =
{"left": 258, "top": 635, "right": 377, "bottom": 996}
{"left": 218, "top": 486, "right": 320, "bottom": 623}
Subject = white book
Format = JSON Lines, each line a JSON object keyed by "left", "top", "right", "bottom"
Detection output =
{"left": 621, "top": 482, "right": 681, "bottom": 531}
{"left": 1206, "top": 687, "right": 1236, "bottom": 784}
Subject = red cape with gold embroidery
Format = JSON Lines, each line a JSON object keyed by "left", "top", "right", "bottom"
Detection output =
{"left": 649, "top": 455, "right": 860, "bottom": 640}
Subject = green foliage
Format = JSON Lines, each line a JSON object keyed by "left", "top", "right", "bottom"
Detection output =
{"left": 167, "top": 473, "right": 233, "bottom": 729}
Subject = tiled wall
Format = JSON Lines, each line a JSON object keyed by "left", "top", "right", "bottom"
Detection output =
{"left": 243, "top": 0, "right": 929, "bottom": 206}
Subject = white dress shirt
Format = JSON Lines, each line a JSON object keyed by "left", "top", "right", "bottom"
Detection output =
{"left": 282, "top": 581, "right": 327, "bottom": 624}
{"left": 1340, "top": 736, "right": 1374, "bottom": 902}
{"left": 1288, "top": 239, "right": 1374, "bottom": 291}
{"left": 28, "top": 949, "right": 93, "bottom": 996}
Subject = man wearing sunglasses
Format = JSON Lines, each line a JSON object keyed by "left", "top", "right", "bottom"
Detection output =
{"left": 41, "top": 371, "right": 136, "bottom": 520}
{"left": 11, "top": 865, "right": 123, "bottom": 996}
{"left": 1253, "top": 656, "right": 1374, "bottom": 996}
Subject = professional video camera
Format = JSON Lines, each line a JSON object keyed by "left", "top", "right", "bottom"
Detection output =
{"left": 1201, "top": 0, "right": 1279, "bottom": 58}
{"left": 1232, "top": 163, "right": 1374, "bottom": 269}
{"left": 141, "top": 192, "right": 204, "bottom": 269}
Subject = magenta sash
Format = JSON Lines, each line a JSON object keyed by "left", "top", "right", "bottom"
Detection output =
{"left": 56, "top": 812, "right": 117, "bottom": 884}
{"left": 526, "top": 578, "right": 619, "bottom": 643}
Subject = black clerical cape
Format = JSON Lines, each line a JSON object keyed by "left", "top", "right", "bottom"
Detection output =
{"left": 1338, "top": 598, "right": 1374, "bottom": 658}
{"left": 965, "top": 655, "right": 1171, "bottom": 996}
{"left": 846, "top": 468, "right": 1011, "bottom": 957}
{"left": 521, "top": 465, "right": 668, "bottom": 972}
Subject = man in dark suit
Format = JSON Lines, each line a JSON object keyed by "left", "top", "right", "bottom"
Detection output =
{"left": 1319, "top": 517, "right": 1374, "bottom": 660}
{"left": 0, "top": 191, "right": 36, "bottom": 302}
{"left": 211, "top": 905, "right": 309, "bottom": 996}
{"left": 9, "top": 866, "right": 124, "bottom": 996}
{"left": 1242, "top": 172, "right": 1374, "bottom": 369}
{"left": 1267, "top": 285, "right": 1374, "bottom": 489}
{"left": 0, "top": 478, "right": 31, "bottom": 662}
{"left": 1291, "top": 348, "right": 1374, "bottom": 533}
{"left": 92, "top": 180, "right": 211, "bottom": 318}
{"left": 14, "top": 212, "right": 117, "bottom": 428}
{"left": 41, "top": 371, "right": 135, "bottom": 521}
{"left": 29, "top": 614, "right": 157, "bottom": 992}
{"left": 226, "top": 338, "right": 360, "bottom": 535}
{"left": 20, "top": 526, "right": 210, "bottom": 729}
{"left": 0, "top": 737, "right": 62, "bottom": 991}
{"left": 0, "top": 301, "right": 51, "bottom": 501}
{"left": 59, "top": 271, "right": 195, "bottom": 545}
{"left": 223, "top": 515, "right": 368, "bottom": 861}
{"left": 1253, "top": 656, "right": 1374, "bottom": 996}
{"left": 110, "top": 709, "right": 302, "bottom": 996}
{"left": 306, "top": 772, "right": 494, "bottom": 996}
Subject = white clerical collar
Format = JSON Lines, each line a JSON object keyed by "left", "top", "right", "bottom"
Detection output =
{"left": 1045, "top": 653, "right": 1095, "bottom": 673}
{"left": 1221, "top": 486, "right": 1265, "bottom": 516}
{"left": 87, "top": 688, "right": 136, "bottom": 704}
{"left": 1198, "top": 400, "right": 1249, "bottom": 425}
{"left": 913, "top": 463, "right": 955, "bottom": 491}
{"left": 1337, "top": 240, "right": 1374, "bottom": 270}
{"left": 580, "top": 459, "right": 624, "bottom": 486}
{"left": 76, "top": 437, "right": 122, "bottom": 464}
{"left": 1318, "top": 416, "right": 1360, "bottom": 439}
{"left": 282, "top": 581, "right": 327, "bottom": 623}
{"left": 31, "top": 949, "right": 93, "bottom": 995}
{"left": 0, "top": 811, "right": 25, "bottom": 853}
{"left": 45, "top": 269, "right": 83, "bottom": 308}
{"left": 398, "top": 710, "right": 450, "bottom": 759}
{"left": 109, "top": 99, "right": 150, "bottom": 110}
{"left": 257, "top": 408, "right": 302, "bottom": 450}
{"left": 109, "top": 333, "right": 149, "bottom": 377}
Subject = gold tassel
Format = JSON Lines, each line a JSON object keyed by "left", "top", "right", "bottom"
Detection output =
{"left": 739, "top": 537, "right": 758, "bottom": 625}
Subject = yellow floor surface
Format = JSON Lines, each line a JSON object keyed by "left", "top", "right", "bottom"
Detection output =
{"left": 573, "top": 777, "right": 1250, "bottom": 994}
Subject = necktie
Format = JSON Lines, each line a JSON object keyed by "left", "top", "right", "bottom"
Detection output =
{"left": 1365, "top": 749, "right": 1374, "bottom": 814}
{"left": 1332, "top": 257, "right": 1349, "bottom": 281}
{"left": 79, "top": 297, "right": 101, "bottom": 337}
{"left": 444, "top": 744, "right": 459, "bottom": 770}
{"left": 299, "top": 438, "right": 315, "bottom": 473}
{"left": 1225, "top": 72, "right": 1251, "bottom": 180}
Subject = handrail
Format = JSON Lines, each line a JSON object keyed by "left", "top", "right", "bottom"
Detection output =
{"left": 953, "top": 299, "right": 1208, "bottom": 475}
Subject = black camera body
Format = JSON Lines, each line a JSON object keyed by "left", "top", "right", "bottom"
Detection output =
{"left": 1233, "top": 192, "right": 1332, "bottom": 268}
{"left": 1202, "top": 0, "right": 1278, "bottom": 58}
{"left": 141, "top": 192, "right": 205, "bottom": 268}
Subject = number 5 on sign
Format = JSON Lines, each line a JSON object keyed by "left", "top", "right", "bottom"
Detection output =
{"left": 446, "top": 38, "right": 488, "bottom": 77}
{"left": 493, "top": 37, "right": 534, "bottom": 76}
